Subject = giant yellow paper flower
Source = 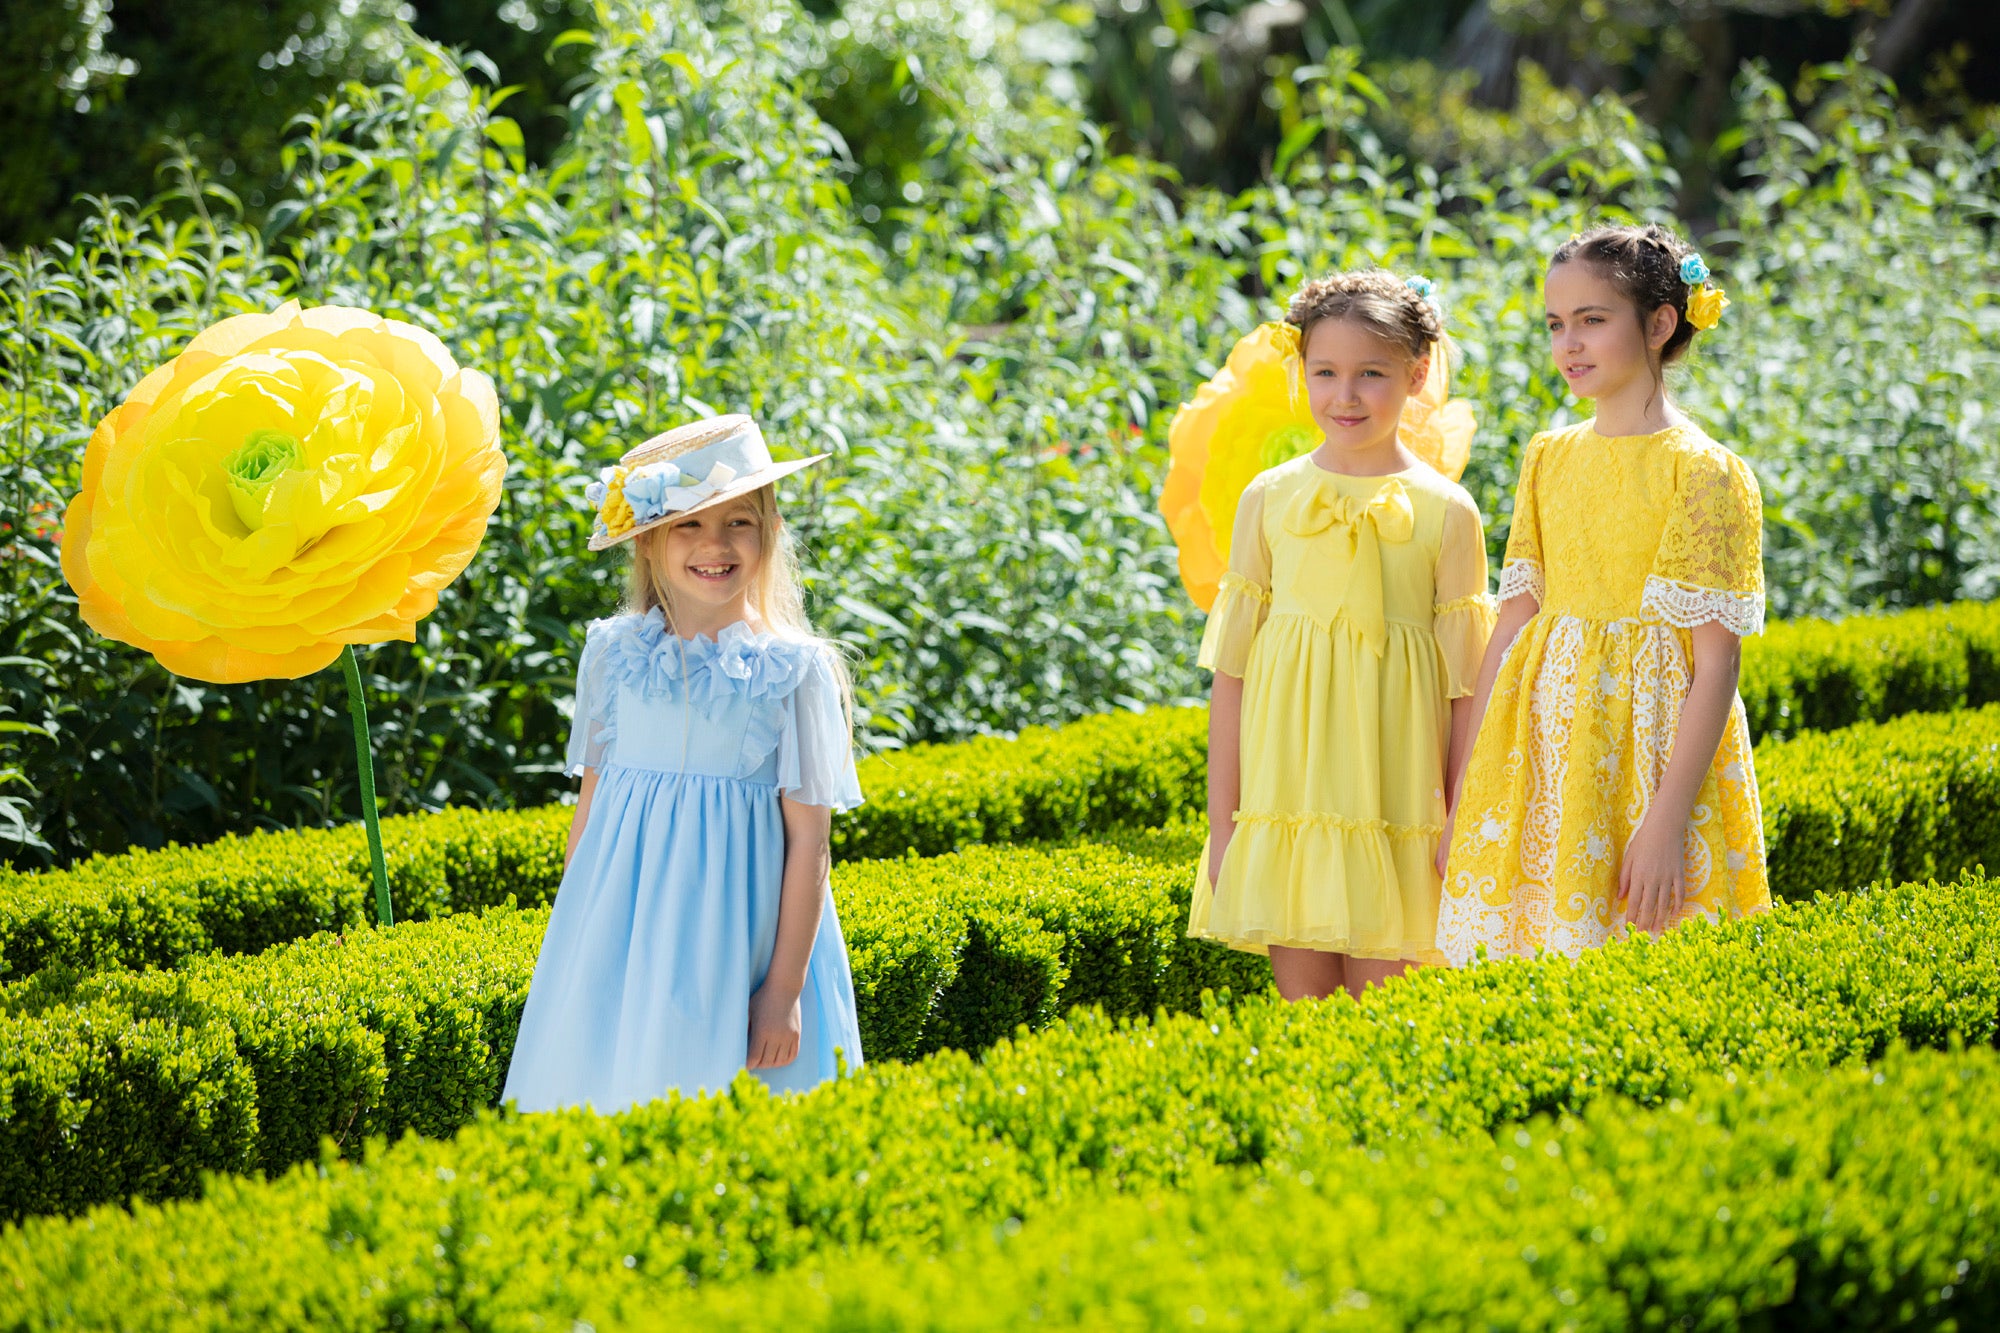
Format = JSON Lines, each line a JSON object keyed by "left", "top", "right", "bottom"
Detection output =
{"left": 61, "top": 301, "right": 506, "bottom": 682}
{"left": 1161, "top": 322, "right": 1474, "bottom": 611}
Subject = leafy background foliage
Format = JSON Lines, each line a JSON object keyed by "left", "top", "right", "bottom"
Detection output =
{"left": 0, "top": 0, "right": 1995, "bottom": 865}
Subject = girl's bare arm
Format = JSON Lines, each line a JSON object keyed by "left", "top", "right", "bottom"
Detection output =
{"left": 563, "top": 769, "right": 600, "bottom": 871}
{"left": 1619, "top": 621, "right": 1740, "bottom": 933}
{"left": 749, "top": 796, "right": 833, "bottom": 1069}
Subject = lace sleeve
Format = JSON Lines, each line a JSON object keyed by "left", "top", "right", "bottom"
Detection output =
{"left": 563, "top": 618, "right": 619, "bottom": 778}
{"left": 1198, "top": 473, "right": 1274, "bottom": 677}
{"left": 778, "top": 647, "right": 865, "bottom": 812}
{"left": 1433, "top": 492, "right": 1497, "bottom": 698}
{"left": 1643, "top": 447, "right": 1766, "bottom": 636}
{"left": 1497, "top": 434, "right": 1545, "bottom": 606}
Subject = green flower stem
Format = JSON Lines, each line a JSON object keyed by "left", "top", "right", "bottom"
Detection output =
{"left": 339, "top": 644, "right": 393, "bottom": 927}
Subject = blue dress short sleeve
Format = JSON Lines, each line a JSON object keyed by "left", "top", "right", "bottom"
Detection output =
{"left": 563, "top": 617, "right": 620, "bottom": 778}
{"left": 777, "top": 647, "right": 864, "bottom": 811}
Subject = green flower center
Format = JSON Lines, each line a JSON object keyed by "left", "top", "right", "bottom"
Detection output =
{"left": 223, "top": 429, "right": 304, "bottom": 531}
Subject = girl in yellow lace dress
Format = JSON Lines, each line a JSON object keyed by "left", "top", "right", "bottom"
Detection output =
{"left": 1191, "top": 273, "right": 1496, "bottom": 1000}
{"left": 1436, "top": 224, "right": 1769, "bottom": 965}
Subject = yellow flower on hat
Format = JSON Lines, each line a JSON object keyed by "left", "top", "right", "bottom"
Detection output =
{"left": 1161, "top": 322, "right": 1474, "bottom": 611}
{"left": 1685, "top": 284, "right": 1730, "bottom": 331}
{"left": 61, "top": 300, "right": 507, "bottom": 683}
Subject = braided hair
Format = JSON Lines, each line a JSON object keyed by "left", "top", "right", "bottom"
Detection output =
{"left": 1549, "top": 223, "right": 1707, "bottom": 367}
{"left": 1285, "top": 271, "right": 1443, "bottom": 363}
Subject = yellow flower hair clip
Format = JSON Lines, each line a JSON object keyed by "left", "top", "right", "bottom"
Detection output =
{"left": 1680, "top": 253, "right": 1730, "bottom": 330}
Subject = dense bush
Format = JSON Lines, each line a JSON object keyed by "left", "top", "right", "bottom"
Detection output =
{"left": 1759, "top": 704, "right": 2000, "bottom": 902}
{"left": 6, "top": 701, "right": 1999, "bottom": 1219}
{"left": 0, "top": 706, "right": 1210, "bottom": 983}
{"left": 2, "top": 873, "right": 1996, "bottom": 1316}
{"left": 0, "top": 836, "right": 1270, "bottom": 1218}
{"left": 6, "top": 608, "right": 1998, "bottom": 983}
{"left": 673, "top": 1051, "right": 2000, "bottom": 1331}
{"left": 2, "top": 0, "right": 1994, "bottom": 866}
{"left": 1737, "top": 598, "right": 2000, "bottom": 737}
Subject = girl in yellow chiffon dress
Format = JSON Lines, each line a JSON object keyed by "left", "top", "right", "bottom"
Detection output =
{"left": 1435, "top": 224, "right": 1770, "bottom": 964}
{"left": 1188, "top": 273, "right": 1495, "bottom": 989}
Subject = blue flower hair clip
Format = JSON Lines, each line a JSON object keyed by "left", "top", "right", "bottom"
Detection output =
{"left": 1405, "top": 274, "right": 1439, "bottom": 307}
{"left": 1679, "top": 253, "right": 1710, "bottom": 286}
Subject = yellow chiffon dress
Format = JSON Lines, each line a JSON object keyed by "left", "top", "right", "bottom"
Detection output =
{"left": 1189, "top": 454, "right": 1496, "bottom": 963}
{"left": 1435, "top": 420, "right": 1771, "bottom": 965}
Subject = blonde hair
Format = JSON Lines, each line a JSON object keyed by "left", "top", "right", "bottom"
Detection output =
{"left": 627, "top": 484, "right": 855, "bottom": 717}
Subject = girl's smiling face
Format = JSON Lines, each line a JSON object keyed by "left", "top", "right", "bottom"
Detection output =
{"left": 1301, "top": 317, "right": 1427, "bottom": 454}
{"left": 1544, "top": 260, "right": 1676, "bottom": 403}
{"left": 653, "top": 496, "right": 765, "bottom": 616}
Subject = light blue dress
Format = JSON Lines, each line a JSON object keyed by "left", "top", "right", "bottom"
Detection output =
{"left": 503, "top": 611, "right": 866, "bottom": 1113}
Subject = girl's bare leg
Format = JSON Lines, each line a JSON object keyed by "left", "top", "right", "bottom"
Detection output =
{"left": 1269, "top": 946, "right": 1347, "bottom": 1001}
{"left": 1342, "top": 956, "right": 1418, "bottom": 1001}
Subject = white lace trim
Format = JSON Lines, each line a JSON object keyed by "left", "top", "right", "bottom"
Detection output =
{"left": 1639, "top": 575, "right": 1765, "bottom": 636}
{"left": 1497, "top": 560, "right": 1545, "bottom": 605}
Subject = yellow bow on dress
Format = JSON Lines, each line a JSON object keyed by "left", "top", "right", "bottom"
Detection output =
{"left": 1282, "top": 478, "right": 1415, "bottom": 655}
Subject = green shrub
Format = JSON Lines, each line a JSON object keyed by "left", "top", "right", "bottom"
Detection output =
{"left": 835, "top": 704, "right": 1210, "bottom": 860}
{"left": 671, "top": 1050, "right": 2000, "bottom": 1331}
{"left": 2, "top": 874, "right": 1996, "bottom": 1322}
{"left": 1757, "top": 704, "right": 2000, "bottom": 902}
{"left": 0, "top": 805, "right": 570, "bottom": 984}
{"left": 8, "top": 611, "right": 2000, "bottom": 984}
{"left": 0, "top": 837, "right": 1267, "bottom": 1219}
{"left": 1738, "top": 600, "right": 2000, "bottom": 738}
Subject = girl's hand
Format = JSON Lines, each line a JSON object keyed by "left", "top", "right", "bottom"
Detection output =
{"left": 1618, "top": 814, "right": 1686, "bottom": 936}
{"left": 1434, "top": 810, "right": 1455, "bottom": 879}
{"left": 1207, "top": 829, "right": 1233, "bottom": 895}
{"left": 746, "top": 984, "right": 802, "bottom": 1070}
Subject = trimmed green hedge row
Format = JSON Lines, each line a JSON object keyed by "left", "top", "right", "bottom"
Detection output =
{"left": 1756, "top": 702, "right": 2000, "bottom": 901}
{"left": 7, "top": 684, "right": 1992, "bottom": 984}
{"left": 3, "top": 874, "right": 1996, "bottom": 1328}
{"left": 1741, "top": 598, "right": 2000, "bottom": 739}
{"left": 0, "top": 706, "right": 1210, "bottom": 986}
{"left": 675, "top": 1050, "right": 2000, "bottom": 1331}
{"left": 3, "top": 700, "right": 1999, "bottom": 1221}
{"left": 0, "top": 840, "right": 1263, "bottom": 1220}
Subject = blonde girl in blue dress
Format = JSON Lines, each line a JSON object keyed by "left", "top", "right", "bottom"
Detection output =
{"left": 504, "top": 414, "right": 865, "bottom": 1113}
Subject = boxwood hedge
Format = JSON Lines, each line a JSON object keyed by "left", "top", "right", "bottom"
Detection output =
{"left": 670, "top": 1049, "right": 2000, "bottom": 1332}
{"left": 4, "top": 602, "right": 1998, "bottom": 987}
{"left": 0, "top": 840, "right": 1263, "bottom": 1220}
{"left": 2, "top": 873, "right": 1996, "bottom": 1325}
{"left": 3, "top": 701, "right": 1998, "bottom": 1219}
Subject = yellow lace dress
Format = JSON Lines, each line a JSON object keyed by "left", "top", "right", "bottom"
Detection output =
{"left": 1435, "top": 420, "right": 1771, "bottom": 965}
{"left": 1189, "top": 455, "right": 1496, "bottom": 963}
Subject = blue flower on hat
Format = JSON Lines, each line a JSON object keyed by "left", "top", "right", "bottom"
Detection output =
{"left": 621, "top": 461, "right": 687, "bottom": 522}
{"left": 1679, "top": 254, "right": 1710, "bottom": 286}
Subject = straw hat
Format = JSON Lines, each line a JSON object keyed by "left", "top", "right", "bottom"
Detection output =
{"left": 585, "top": 414, "right": 828, "bottom": 551}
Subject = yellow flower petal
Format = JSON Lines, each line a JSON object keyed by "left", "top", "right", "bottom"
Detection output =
{"left": 1686, "top": 285, "right": 1730, "bottom": 331}
{"left": 61, "top": 302, "right": 507, "bottom": 682}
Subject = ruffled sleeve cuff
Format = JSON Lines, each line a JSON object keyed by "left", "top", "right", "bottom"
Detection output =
{"left": 1640, "top": 575, "right": 1766, "bottom": 637}
{"left": 1496, "top": 560, "right": 1545, "bottom": 606}
{"left": 777, "top": 648, "right": 866, "bottom": 812}
{"left": 1433, "top": 593, "right": 1497, "bottom": 698}
{"left": 1197, "top": 571, "right": 1270, "bottom": 677}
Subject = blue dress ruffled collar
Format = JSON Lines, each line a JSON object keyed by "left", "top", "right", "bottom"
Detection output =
{"left": 597, "top": 610, "right": 817, "bottom": 705}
